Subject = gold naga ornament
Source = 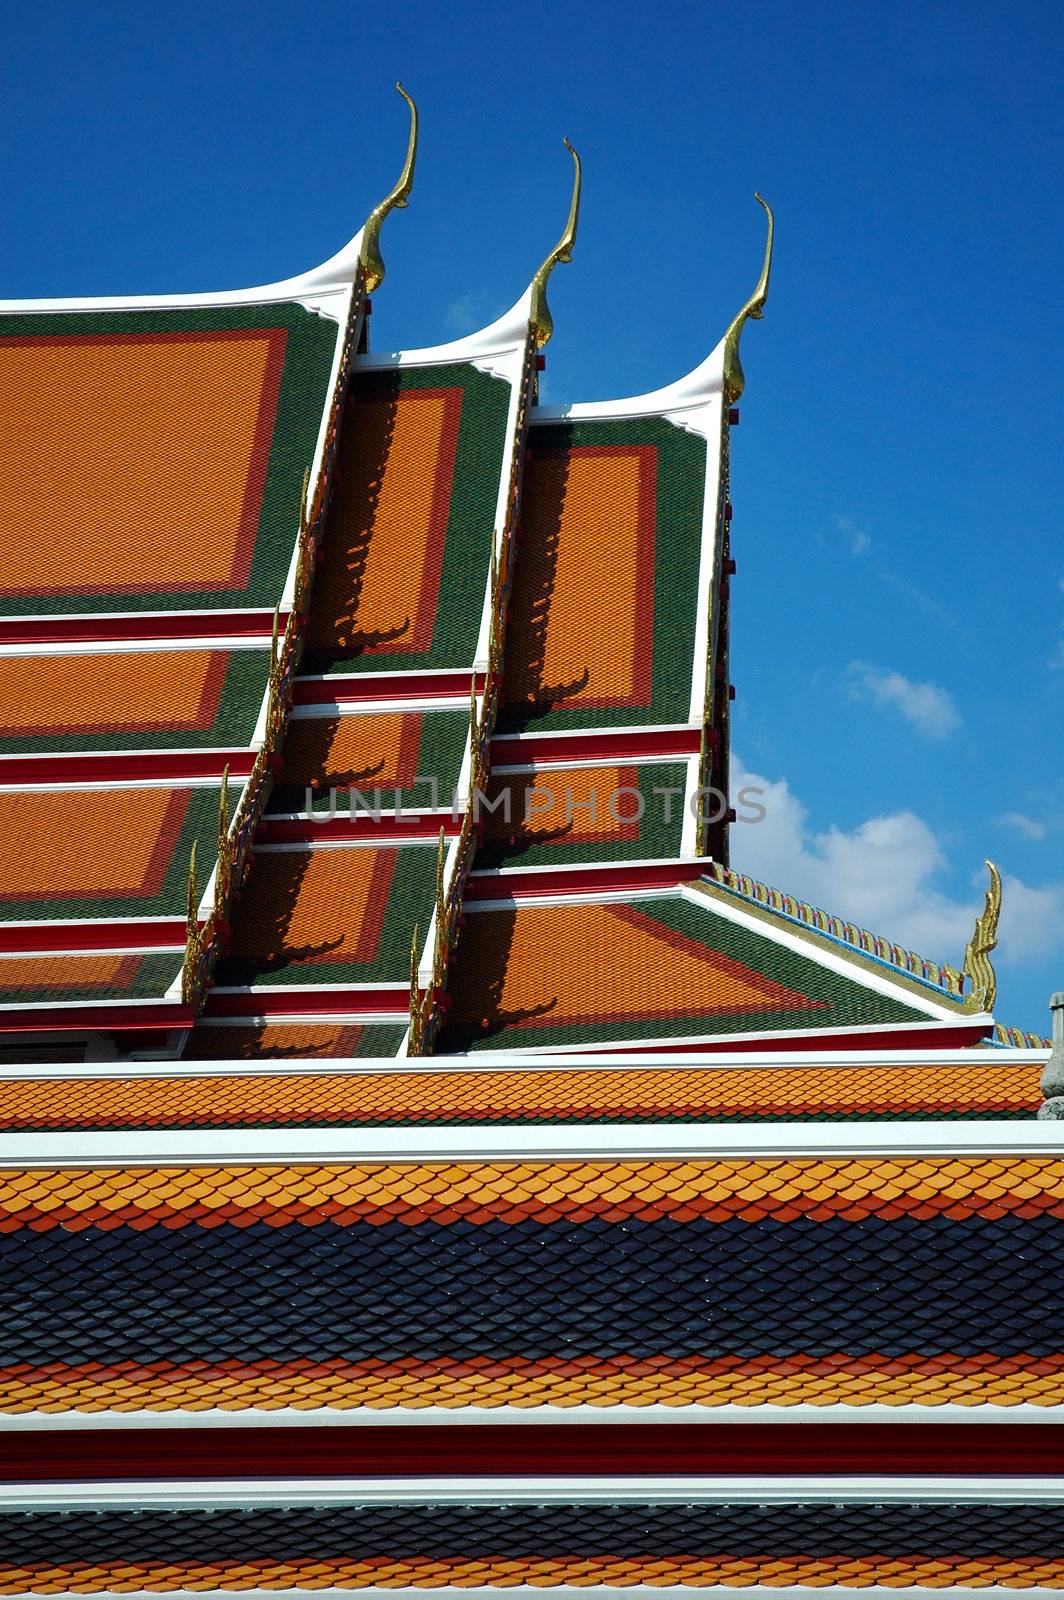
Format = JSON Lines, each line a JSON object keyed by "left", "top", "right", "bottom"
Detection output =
{"left": 961, "top": 859, "right": 1003, "bottom": 1013}
{"left": 723, "top": 193, "right": 774, "bottom": 405}
{"left": 529, "top": 138, "right": 582, "bottom": 348}
{"left": 359, "top": 82, "right": 419, "bottom": 293}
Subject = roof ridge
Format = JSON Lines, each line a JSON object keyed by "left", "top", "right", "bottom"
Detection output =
{"left": 702, "top": 862, "right": 966, "bottom": 1000}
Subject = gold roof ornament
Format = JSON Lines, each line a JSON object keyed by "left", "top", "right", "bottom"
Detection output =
{"left": 961, "top": 860, "right": 1003, "bottom": 1013}
{"left": 358, "top": 82, "right": 419, "bottom": 293}
{"left": 529, "top": 138, "right": 582, "bottom": 348}
{"left": 722, "top": 193, "right": 774, "bottom": 405}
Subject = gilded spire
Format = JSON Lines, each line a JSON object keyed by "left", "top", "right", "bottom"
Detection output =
{"left": 961, "top": 859, "right": 1003, "bottom": 1013}
{"left": 358, "top": 82, "right": 418, "bottom": 293}
{"left": 722, "top": 193, "right": 774, "bottom": 405}
{"left": 529, "top": 138, "right": 582, "bottom": 348}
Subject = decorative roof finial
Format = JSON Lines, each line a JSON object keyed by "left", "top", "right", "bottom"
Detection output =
{"left": 961, "top": 859, "right": 1002, "bottom": 1013}
{"left": 359, "top": 82, "right": 418, "bottom": 293}
{"left": 722, "top": 193, "right": 774, "bottom": 405}
{"left": 529, "top": 138, "right": 582, "bottom": 348}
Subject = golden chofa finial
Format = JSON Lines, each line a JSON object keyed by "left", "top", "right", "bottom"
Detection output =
{"left": 722, "top": 193, "right": 774, "bottom": 405}
{"left": 529, "top": 138, "right": 582, "bottom": 348}
{"left": 359, "top": 82, "right": 418, "bottom": 293}
{"left": 961, "top": 859, "right": 1003, "bottom": 1013}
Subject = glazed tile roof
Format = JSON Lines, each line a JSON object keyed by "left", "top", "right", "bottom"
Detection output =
{"left": 498, "top": 418, "right": 708, "bottom": 734}
{"left": 215, "top": 842, "right": 439, "bottom": 988}
{"left": 440, "top": 891, "right": 932, "bottom": 1052}
{"left": 0, "top": 953, "right": 183, "bottom": 1006}
{"left": 3, "top": 1152, "right": 1063, "bottom": 1414}
{"left": 0, "top": 1057, "right": 1041, "bottom": 1132}
{"left": 270, "top": 705, "right": 469, "bottom": 815}
{"left": 0, "top": 307, "right": 336, "bottom": 618}
{"left": 198, "top": 315, "right": 533, "bottom": 1054}
{"left": 476, "top": 758, "right": 689, "bottom": 869}
{"left": 182, "top": 1022, "right": 408, "bottom": 1061}
{"left": 0, "top": 282, "right": 354, "bottom": 1040}
{"left": 301, "top": 362, "right": 511, "bottom": 676}
{"left": 0, "top": 781, "right": 234, "bottom": 923}
{"left": 0, "top": 646, "right": 270, "bottom": 754}
{"left": 3, "top": 1498, "right": 1063, "bottom": 1593}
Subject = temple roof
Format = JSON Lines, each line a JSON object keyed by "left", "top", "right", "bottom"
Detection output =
{"left": 0, "top": 1047, "right": 1045, "bottom": 1132}
{"left": 0, "top": 269, "right": 350, "bottom": 1035}
{"left": 3, "top": 1492, "right": 1062, "bottom": 1594}
{"left": 440, "top": 879, "right": 988, "bottom": 1054}
{"left": 3, "top": 1122, "right": 1062, "bottom": 1422}
{"left": 5, "top": 114, "right": 1055, "bottom": 1600}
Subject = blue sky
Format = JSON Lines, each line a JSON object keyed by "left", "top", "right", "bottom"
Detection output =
{"left": 2, "top": 0, "right": 1060, "bottom": 1034}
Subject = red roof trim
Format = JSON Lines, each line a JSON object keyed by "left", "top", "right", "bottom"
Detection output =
{"left": 292, "top": 669, "right": 485, "bottom": 706}
{"left": 0, "top": 611, "right": 286, "bottom": 646}
{"left": 492, "top": 726, "right": 701, "bottom": 766}
{"left": 465, "top": 860, "right": 712, "bottom": 900}
{"left": 0, "top": 750, "right": 256, "bottom": 786}
{"left": 203, "top": 985, "right": 408, "bottom": 1019}
{"left": 7, "top": 1422, "right": 1062, "bottom": 1482}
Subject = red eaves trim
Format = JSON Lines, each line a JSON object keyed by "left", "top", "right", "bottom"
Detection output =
{"left": 0, "top": 750, "right": 256, "bottom": 786}
{"left": 255, "top": 815, "right": 464, "bottom": 846}
{"left": 203, "top": 986, "right": 408, "bottom": 1019}
{"left": 7, "top": 1424, "right": 1062, "bottom": 1482}
{"left": 465, "top": 860, "right": 713, "bottom": 901}
{"left": 293, "top": 669, "right": 486, "bottom": 706}
{"left": 491, "top": 726, "right": 702, "bottom": 766}
{"left": 0, "top": 1001, "right": 193, "bottom": 1035}
{"left": 0, "top": 611, "right": 286, "bottom": 647}
{"left": 0, "top": 918, "right": 186, "bottom": 955}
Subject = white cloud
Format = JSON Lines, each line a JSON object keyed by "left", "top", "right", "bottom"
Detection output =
{"left": 997, "top": 875, "right": 1064, "bottom": 963}
{"left": 847, "top": 661, "right": 961, "bottom": 740}
{"left": 445, "top": 293, "right": 481, "bottom": 334}
{"left": 731, "top": 756, "right": 973, "bottom": 958}
{"left": 834, "top": 514, "right": 873, "bottom": 556}
{"left": 731, "top": 755, "right": 1064, "bottom": 972}
{"left": 999, "top": 811, "right": 1047, "bottom": 841}
{"left": 445, "top": 291, "right": 505, "bottom": 335}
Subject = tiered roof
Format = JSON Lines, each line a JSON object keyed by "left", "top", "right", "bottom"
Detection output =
{"left": 0, "top": 91, "right": 1059, "bottom": 1600}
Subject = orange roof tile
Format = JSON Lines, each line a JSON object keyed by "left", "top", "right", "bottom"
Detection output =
{"left": 0, "top": 331, "right": 285, "bottom": 599}
{"left": 280, "top": 713, "right": 422, "bottom": 794}
{"left": 504, "top": 446, "right": 656, "bottom": 716}
{"left": 0, "top": 787, "right": 190, "bottom": 901}
{"left": 308, "top": 388, "right": 460, "bottom": 657}
{"left": 447, "top": 901, "right": 824, "bottom": 1039}
{"left": 0, "top": 1061, "right": 1040, "bottom": 1132}
{"left": 228, "top": 848, "right": 396, "bottom": 967}
{"left": 0, "top": 649, "right": 230, "bottom": 739}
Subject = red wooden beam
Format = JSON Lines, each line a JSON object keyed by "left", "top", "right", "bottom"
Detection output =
{"left": 0, "top": 1001, "right": 193, "bottom": 1034}
{"left": 491, "top": 726, "right": 701, "bottom": 766}
{"left": 0, "top": 918, "right": 186, "bottom": 955}
{"left": 0, "top": 750, "right": 256, "bottom": 786}
{"left": 256, "top": 814, "right": 463, "bottom": 846}
{"left": 293, "top": 670, "right": 485, "bottom": 706}
{"left": 466, "top": 860, "right": 712, "bottom": 901}
{"left": 203, "top": 985, "right": 408, "bottom": 1019}
{"left": 573, "top": 1022, "right": 992, "bottom": 1054}
{"left": 0, "top": 612, "right": 285, "bottom": 647}
{"left": 6, "top": 1424, "right": 1061, "bottom": 1482}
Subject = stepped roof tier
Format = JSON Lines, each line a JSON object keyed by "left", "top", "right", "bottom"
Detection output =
{"left": 0, "top": 95, "right": 1060, "bottom": 1600}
